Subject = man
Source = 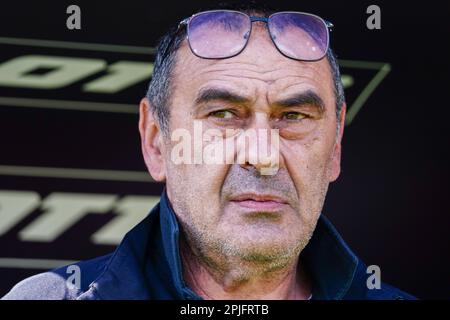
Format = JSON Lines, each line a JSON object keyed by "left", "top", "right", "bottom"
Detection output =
{"left": 2, "top": 3, "right": 415, "bottom": 300}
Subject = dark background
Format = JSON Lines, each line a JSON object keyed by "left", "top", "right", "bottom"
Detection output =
{"left": 0, "top": 0, "right": 449, "bottom": 299}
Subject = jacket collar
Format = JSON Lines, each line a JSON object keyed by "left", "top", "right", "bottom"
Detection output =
{"left": 90, "top": 189, "right": 359, "bottom": 300}
{"left": 301, "top": 214, "right": 359, "bottom": 299}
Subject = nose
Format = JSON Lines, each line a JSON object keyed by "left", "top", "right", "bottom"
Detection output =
{"left": 237, "top": 112, "right": 280, "bottom": 176}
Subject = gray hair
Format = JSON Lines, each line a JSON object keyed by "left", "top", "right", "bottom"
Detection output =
{"left": 146, "top": 5, "right": 345, "bottom": 136}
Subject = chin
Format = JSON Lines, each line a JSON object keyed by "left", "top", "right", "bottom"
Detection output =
{"left": 223, "top": 229, "right": 305, "bottom": 262}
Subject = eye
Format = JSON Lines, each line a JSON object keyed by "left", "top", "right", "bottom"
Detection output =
{"left": 282, "top": 111, "right": 307, "bottom": 120}
{"left": 209, "top": 109, "right": 236, "bottom": 119}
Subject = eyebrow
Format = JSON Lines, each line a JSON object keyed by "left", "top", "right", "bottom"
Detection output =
{"left": 194, "top": 87, "right": 325, "bottom": 113}
{"left": 194, "top": 87, "right": 251, "bottom": 105}
{"left": 275, "top": 90, "right": 326, "bottom": 113}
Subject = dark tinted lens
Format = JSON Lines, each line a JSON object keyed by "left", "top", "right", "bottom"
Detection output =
{"left": 187, "top": 10, "right": 251, "bottom": 59}
{"left": 268, "top": 12, "right": 329, "bottom": 61}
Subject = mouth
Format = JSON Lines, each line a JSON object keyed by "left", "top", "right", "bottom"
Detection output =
{"left": 229, "top": 193, "right": 288, "bottom": 211}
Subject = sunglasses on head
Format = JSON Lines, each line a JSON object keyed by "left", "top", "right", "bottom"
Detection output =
{"left": 177, "top": 10, "right": 333, "bottom": 62}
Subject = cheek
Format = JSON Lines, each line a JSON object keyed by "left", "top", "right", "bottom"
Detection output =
{"left": 281, "top": 131, "right": 335, "bottom": 195}
{"left": 165, "top": 119, "right": 233, "bottom": 195}
{"left": 165, "top": 144, "right": 229, "bottom": 201}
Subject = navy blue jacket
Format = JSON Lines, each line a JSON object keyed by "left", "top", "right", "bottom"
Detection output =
{"left": 2, "top": 190, "right": 416, "bottom": 300}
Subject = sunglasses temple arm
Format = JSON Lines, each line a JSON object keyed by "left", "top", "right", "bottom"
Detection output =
{"left": 177, "top": 17, "right": 190, "bottom": 31}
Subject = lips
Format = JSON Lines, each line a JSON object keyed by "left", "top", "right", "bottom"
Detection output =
{"left": 229, "top": 193, "right": 288, "bottom": 211}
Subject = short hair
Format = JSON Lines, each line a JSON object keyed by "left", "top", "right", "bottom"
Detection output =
{"left": 146, "top": 1, "right": 345, "bottom": 135}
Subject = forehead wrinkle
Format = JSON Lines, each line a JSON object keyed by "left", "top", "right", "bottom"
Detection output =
{"left": 212, "top": 60, "right": 325, "bottom": 84}
{"left": 276, "top": 73, "right": 328, "bottom": 92}
{"left": 266, "top": 62, "right": 334, "bottom": 97}
{"left": 193, "top": 61, "right": 291, "bottom": 79}
{"left": 185, "top": 63, "right": 282, "bottom": 93}
{"left": 192, "top": 65, "right": 312, "bottom": 91}
{"left": 212, "top": 73, "right": 277, "bottom": 86}
{"left": 194, "top": 66, "right": 276, "bottom": 80}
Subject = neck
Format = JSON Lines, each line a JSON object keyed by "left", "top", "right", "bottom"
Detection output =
{"left": 180, "top": 237, "right": 312, "bottom": 300}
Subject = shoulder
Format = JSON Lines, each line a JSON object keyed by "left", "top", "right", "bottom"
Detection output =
{"left": 1, "top": 271, "right": 78, "bottom": 300}
{"left": 2, "top": 254, "right": 112, "bottom": 300}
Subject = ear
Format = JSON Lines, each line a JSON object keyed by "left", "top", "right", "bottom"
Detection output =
{"left": 139, "top": 98, "right": 166, "bottom": 182}
{"left": 329, "top": 103, "right": 346, "bottom": 182}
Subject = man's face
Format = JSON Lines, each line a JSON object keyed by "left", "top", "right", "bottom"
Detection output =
{"left": 141, "top": 24, "right": 345, "bottom": 268}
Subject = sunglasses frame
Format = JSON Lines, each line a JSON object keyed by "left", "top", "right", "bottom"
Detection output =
{"left": 178, "top": 9, "right": 334, "bottom": 62}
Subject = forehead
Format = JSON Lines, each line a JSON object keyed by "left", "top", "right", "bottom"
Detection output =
{"left": 171, "top": 26, "right": 334, "bottom": 104}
